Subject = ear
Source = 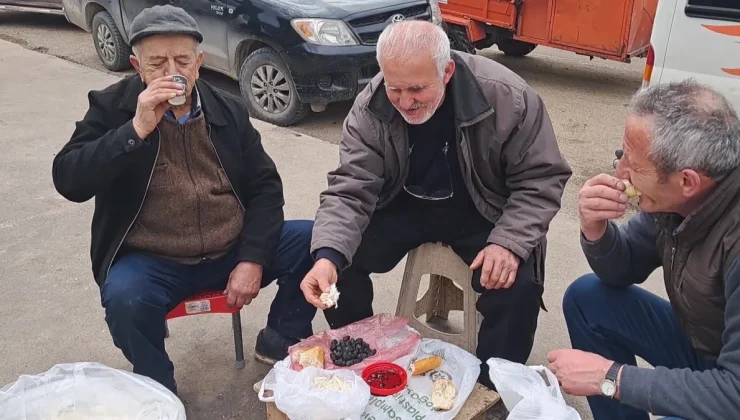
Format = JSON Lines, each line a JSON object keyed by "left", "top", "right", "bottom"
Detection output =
{"left": 443, "top": 59, "right": 455, "bottom": 84}
{"left": 679, "top": 169, "right": 704, "bottom": 198}
{"left": 195, "top": 50, "right": 204, "bottom": 79}
{"left": 130, "top": 55, "right": 142, "bottom": 78}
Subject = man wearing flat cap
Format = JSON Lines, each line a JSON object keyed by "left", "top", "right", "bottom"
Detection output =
{"left": 52, "top": 5, "right": 316, "bottom": 394}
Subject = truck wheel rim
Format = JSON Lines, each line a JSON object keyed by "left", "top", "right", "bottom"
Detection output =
{"left": 96, "top": 24, "right": 115, "bottom": 63}
{"left": 251, "top": 64, "right": 290, "bottom": 114}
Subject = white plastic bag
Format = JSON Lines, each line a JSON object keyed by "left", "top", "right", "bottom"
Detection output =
{"left": 487, "top": 358, "right": 582, "bottom": 420}
{"left": 259, "top": 357, "right": 371, "bottom": 420}
{"left": 0, "top": 362, "right": 186, "bottom": 420}
{"left": 362, "top": 338, "right": 481, "bottom": 420}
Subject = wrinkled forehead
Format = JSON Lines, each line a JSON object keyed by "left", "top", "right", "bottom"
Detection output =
{"left": 136, "top": 34, "right": 198, "bottom": 59}
{"left": 623, "top": 114, "right": 655, "bottom": 165}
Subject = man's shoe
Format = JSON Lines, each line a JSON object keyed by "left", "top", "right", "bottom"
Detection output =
{"left": 254, "top": 326, "right": 300, "bottom": 366}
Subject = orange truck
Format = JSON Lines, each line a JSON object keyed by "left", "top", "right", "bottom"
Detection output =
{"left": 438, "top": 0, "right": 658, "bottom": 62}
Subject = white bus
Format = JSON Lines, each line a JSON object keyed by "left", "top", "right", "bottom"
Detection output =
{"left": 643, "top": 0, "right": 740, "bottom": 111}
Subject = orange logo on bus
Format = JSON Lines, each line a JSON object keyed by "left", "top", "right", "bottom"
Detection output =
{"left": 702, "top": 25, "right": 740, "bottom": 76}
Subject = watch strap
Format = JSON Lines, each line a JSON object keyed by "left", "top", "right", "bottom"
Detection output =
{"left": 606, "top": 362, "right": 623, "bottom": 382}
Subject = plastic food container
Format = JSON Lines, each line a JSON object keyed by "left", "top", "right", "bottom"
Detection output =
{"left": 361, "top": 362, "right": 408, "bottom": 396}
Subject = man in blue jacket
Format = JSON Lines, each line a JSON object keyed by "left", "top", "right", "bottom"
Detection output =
{"left": 52, "top": 5, "right": 315, "bottom": 394}
{"left": 547, "top": 80, "right": 740, "bottom": 419}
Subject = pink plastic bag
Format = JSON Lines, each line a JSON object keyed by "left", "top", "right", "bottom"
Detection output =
{"left": 287, "top": 314, "right": 421, "bottom": 373}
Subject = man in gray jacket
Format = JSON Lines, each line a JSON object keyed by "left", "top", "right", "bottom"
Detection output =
{"left": 300, "top": 20, "right": 572, "bottom": 388}
{"left": 547, "top": 80, "right": 740, "bottom": 419}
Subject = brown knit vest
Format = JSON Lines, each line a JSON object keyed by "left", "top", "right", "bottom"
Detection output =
{"left": 123, "top": 113, "right": 244, "bottom": 264}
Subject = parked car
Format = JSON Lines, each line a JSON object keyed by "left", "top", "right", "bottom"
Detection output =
{"left": 642, "top": 0, "right": 740, "bottom": 112}
{"left": 0, "top": 0, "right": 62, "bottom": 15}
{"left": 62, "top": 0, "right": 443, "bottom": 126}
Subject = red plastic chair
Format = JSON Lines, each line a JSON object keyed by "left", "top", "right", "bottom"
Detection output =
{"left": 164, "top": 290, "right": 245, "bottom": 369}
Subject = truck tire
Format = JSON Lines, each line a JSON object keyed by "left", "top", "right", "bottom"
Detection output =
{"left": 445, "top": 23, "right": 476, "bottom": 55}
{"left": 91, "top": 11, "right": 132, "bottom": 71}
{"left": 496, "top": 38, "right": 537, "bottom": 57}
{"left": 238, "top": 47, "right": 309, "bottom": 127}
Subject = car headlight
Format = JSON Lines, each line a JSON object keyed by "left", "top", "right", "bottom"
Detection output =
{"left": 291, "top": 19, "right": 359, "bottom": 46}
{"left": 429, "top": 0, "right": 444, "bottom": 26}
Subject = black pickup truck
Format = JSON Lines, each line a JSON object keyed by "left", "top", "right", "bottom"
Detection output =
{"left": 62, "top": 0, "right": 443, "bottom": 126}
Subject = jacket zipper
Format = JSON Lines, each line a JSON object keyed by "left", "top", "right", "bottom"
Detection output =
{"left": 181, "top": 124, "right": 204, "bottom": 255}
{"left": 105, "top": 127, "right": 162, "bottom": 278}
{"left": 207, "top": 125, "right": 245, "bottom": 211}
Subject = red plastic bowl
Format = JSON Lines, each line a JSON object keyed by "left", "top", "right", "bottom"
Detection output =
{"left": 362, "top": 362, "right": 408, "bottom": 396}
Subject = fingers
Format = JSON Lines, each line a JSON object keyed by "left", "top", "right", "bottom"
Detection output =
{"left": 470, "top": 251, "right": 484, "bottom": 270}
{"left": 583, "top": 210, "right": 626, "bottom": 221}
{"left": 301, "top": 277, "right": 327, "bottom": 309}
{"left": 489, "top": 256, "right": 505, "bottom": 289}
{"left": 580, "top": 185, "right": 628, "bottom": 203}
{"left": 147, "top": 75, "right": 185, "bottom": 91}
{"left": 146, "top": 91, "right": 181, "bottom": 105}
{"left": 317, "top": 276, "right": 332, "bottom": 294}
{"left": 584, "top": 173, "right": 625, "bottom": 190}
{"left": 226, "top": 288, "right": 237, "bottom": 308}
{"left": 502, "top": 268, "right": 517, "bottom": 289}
{"left": 480, "top": 254, "right": 494, "bottom": 289}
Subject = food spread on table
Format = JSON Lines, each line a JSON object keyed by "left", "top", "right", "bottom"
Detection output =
{"left": 297, "top": 346, "right": 325, "bottom": 369}
{"left": 411, "top": 355, "right": 443, "bottom": 376}
{"left": 330, "top": 336, "right": 377, "bottom": 367}
{"left": 276, "top": 314, "right": 479, "bottom": 418}
{"left": 431, "top": 379, "right": 457, "bottom": 411}
{"left": 312, "top": 375, "right": 352, "bottom": 391}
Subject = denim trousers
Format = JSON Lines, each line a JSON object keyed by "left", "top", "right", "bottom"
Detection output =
{"left": 563, "top": 273, "right": 716, "bottom": 420}
{"left": 100, "top": 220, "right": 316, "bottom": 393}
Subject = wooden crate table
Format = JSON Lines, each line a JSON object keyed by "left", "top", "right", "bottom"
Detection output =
{"left": 253, "top": 379, "right": 502, "bottom": 420}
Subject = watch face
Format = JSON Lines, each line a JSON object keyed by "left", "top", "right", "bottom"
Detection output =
{"left": 601, "top": 380, "right": 616, "bottom": 396}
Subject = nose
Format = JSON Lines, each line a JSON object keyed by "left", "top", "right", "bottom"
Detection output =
{"left": 399, "top": 93, "right": 416, "bottom": 110}
{"left": 164, "top": 58, "right": 178, "bottom": 75}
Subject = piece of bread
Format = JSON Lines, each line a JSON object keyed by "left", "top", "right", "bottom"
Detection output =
{"left": 623, "top": 180, "right": 641, "bottom": 198}
{"left": 299, "top": 346, "right": 325, "bottom": 369}
{"left": 320, "top": 284, "right": 340, "bottom": 308}
{"left": 431, "top": 379, "right": 456, "bottom": 411}
{"left": 411, "top": 356, "right": 443, "bottom": 376}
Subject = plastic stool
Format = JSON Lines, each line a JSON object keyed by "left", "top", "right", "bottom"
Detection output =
{"left": 395, "top": 242, "right": 482, "bottom": 355}
{"left": 165, "top": 290, "right": 245, "bottom": 369}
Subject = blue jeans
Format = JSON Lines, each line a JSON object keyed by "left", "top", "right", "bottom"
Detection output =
{"left": 100, "top": 220, "right": 316, "bottom": 393}
{"left": 562, "top": 274, "right": 716, "bottom": 420}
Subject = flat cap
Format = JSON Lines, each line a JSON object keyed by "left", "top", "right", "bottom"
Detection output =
{"left": 129, "top": 5, "right": 203, "bottom": 46}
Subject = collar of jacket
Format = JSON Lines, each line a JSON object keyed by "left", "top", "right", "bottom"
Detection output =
{"left": 118, "top": 76, "right": 228, "bottom": 127}
{"left": 655, "top": 163, "right": 740, "bottom": 244}
{"left": 367, "top": 51, "right": 493, "bottom": 127}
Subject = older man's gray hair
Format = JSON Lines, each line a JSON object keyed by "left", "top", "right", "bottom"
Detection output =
{"left": 375, "top": 20, "right": 451, "bottom": 78}
{"left": 631, "top": 79, "right": 740, "bottom": 180}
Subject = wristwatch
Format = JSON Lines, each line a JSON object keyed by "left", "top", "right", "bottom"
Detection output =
{"left": 600, "top": 362, "right": 623, "bottom": 398}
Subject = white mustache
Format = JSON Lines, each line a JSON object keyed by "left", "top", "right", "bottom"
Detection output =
{"left": 408, "top": 102, "right": 425, "bottom": 110}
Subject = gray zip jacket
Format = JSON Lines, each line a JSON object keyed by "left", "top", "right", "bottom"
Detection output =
{"left": 583, "top": 207, "right": 740, "bottom": 419}
{"left": 311, "top": 51, "right": 572, "bottom": 278}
